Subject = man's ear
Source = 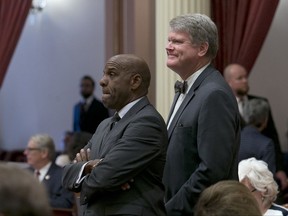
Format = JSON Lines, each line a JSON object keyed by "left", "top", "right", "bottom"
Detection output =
{"left": 40, "top": 148, "right": 49, "bottom": 159}
{"left": 130, "top": 74, "right": 142, "bottom": 90}
{"left": 198, "top": 42, "right": 209, "bottom": 57}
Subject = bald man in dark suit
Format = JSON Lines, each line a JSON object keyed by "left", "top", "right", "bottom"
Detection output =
{"left": 224, "top": 63, "right": 288, "bottom": 191}
{"left": 62, "top": 54, "right": 168, "bottom": 216}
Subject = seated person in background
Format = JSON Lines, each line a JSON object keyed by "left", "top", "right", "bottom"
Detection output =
{"left": 194, "top": 180, "right": 262, "bottom": 216}
{"left": 24, "top": 134, "right": 74, "bottom": 209}
{"left": 55, "top": 131, "right": 74, "bottom": 167}
{"left": 239, "top": 157, "right": 288, "bottom": 216}
{"left": 0, "top": 162, "right": 51, "bottom": 216}
{"left": 56, "top": 131, "right": 93, "bottom": 167}
{"left": 73, "top": 75, "right": 110, "bottom": 134}
{"left": 239, "top": 98, "right": 276, "bottom": 174}
{"left": 224, "top": 63, "right": 288, "bottom": 190}
{"left": 67, "top": 131, "right": 93, "bottom": 162}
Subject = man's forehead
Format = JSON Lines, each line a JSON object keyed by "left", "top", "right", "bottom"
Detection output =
{"left": 27, "top": 140, "right": 37, "bottom": 147}
{"left": 105, "top": 60, "right": 127, "bottom": 71}
{"left": 168, "top": 31, "right": 189, "bottom": 38}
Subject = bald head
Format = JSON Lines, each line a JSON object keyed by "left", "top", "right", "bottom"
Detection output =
{"left": 100, "top": 54, "right": 151, "bottom": 111}
{"left": 110, "top": 54, "right": 151, "bottom": 92}
{"left": 223, "top": 64, "right": 249, "bottom": 98}
{"left": 224, "top": 64, "right": 247, "bottom": 80}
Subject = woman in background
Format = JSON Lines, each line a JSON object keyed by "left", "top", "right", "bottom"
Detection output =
{"left": 239, "top": 157, "right": 288, "bottom": 216}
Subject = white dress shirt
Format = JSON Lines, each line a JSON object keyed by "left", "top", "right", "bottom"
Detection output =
{"left": 36, "top": 162, "right": 52, "bottom": 182}
{"left": 167, "top": 63, "right": 210, "bottom": 129}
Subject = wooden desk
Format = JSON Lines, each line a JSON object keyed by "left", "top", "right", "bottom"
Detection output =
{"left": 52, "top": 208, "right": 75, "bottom": 216}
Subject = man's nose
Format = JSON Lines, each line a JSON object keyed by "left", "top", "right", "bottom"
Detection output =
{"left": 166, "top": 42, "right": 174, "bottom": 50}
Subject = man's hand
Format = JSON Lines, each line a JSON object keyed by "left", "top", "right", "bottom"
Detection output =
{"left": 73, "top": 148, "right": 103, "bottom": 175}
{"left": 83, "top": 159, "right": 103, "bottom": 175}
{"left": 121, "top": 179, "right": 134, "bottom": 191}
{"left": 276, "top": 170, "right": 288, "bottom": 190}
{"left": 74, "top": 148, "right": 91, "bottom": 163}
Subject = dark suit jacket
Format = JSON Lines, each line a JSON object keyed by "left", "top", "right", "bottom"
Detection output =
{"left": 245, "top": 95, "right": 284, "bottom": 172}
{"left": 63, "top": 97, "right": 168, "bottom": 216}
{"left": 239, "top": 125, "right": 276, "bottom": 173}
{"left": 73, "top": 97, "right": 110, "bottom": 134}
{"left": 163, "top": 65, "right": 241, "bottom": 216}
{"left": 31, "top": 163, "right": 74, "bottom": 209}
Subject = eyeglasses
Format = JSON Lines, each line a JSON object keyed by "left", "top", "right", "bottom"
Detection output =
{"left": 25, "top": 147, "right": 41, "bottom": 152}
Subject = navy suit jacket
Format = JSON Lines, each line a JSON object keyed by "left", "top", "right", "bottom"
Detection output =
{"left": 63, "top": 97, "right": 168, "bottom": 216}
{"left": 163, "top": 65, "right": 241, "bottom": 216}
{"left": 246, "top": 95, "right": 283, "bottom": 172}
{"left": 239, "top": 125, "right": 276, "bottom": 173}
{"left": 73, "top": 97, "right": 110, "bottom": 134}
{"left": 31, "top": 163, "right": 74, "bottom": 209}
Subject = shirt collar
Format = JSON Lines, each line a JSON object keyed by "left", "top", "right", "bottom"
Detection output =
{"left": 83, "top": 95, "right": 94, "bottom": 105}
{"left": 183, "top": 63, "right": 210, "bottom": 94}
{"left": 236, "top": 95, "right": 248, "bottom": 103}
{"left": 117, "top": 97, "right": 144, "bottom": 118}
{"left": 38, "top": 162, "right": 52, "bottom": 181}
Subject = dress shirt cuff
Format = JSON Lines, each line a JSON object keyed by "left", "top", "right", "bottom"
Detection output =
{"left": 75, "top": 162, "right": 88, "bottom": 186}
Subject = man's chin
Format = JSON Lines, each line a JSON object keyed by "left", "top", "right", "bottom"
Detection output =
{"left": 237, "top": 89, "right": 249, "bottom": 96}
{"left": 166, "top": 62, "right": 178, "bottom": 71}
{"left": 166, "top": 59, "right": 176, "bottom": 67}
{"left": 102, "top": 96, "right": 112, "bottom": 108}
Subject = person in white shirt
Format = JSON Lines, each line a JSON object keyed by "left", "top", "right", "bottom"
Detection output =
{"left": 239, "top": 157, "right": 288, "bottom": 216}
{"left": 224, "top": 63, "right": 288, "bottom": 193}
{"left": 24, "top": 134, "right": 74, "bottom": 209}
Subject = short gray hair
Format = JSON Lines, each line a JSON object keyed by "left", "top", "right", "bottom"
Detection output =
{"left": 29, "top": 134, "right": 56, "bottom": 161}
{"left": 238, "top": 157, "right": 278, "bottom": 205}
{"left": 169, "top": 13, "right": 218, "bottom": 59}
{"left": 244, "top": 99, "right": 269, "bottom": 127}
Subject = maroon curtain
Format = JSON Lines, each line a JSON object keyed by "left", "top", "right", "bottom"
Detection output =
{"left": 0, "top": 0, "right": 32, "bottom": 88}
{"left": 211, "top": 0, "right": 279, "bottom": 74}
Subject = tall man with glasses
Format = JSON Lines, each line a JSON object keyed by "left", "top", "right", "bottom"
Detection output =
{"left": 24, "top": 134, "right": 74, "bottom": 209}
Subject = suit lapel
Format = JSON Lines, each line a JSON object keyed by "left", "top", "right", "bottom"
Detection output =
{"left": 99, "top": 97, "right": 150, "bottom": 157}
{"left": 167, "top": 92, "right": 180, "bottom": 124}
{"left": 42, "top": 163, "right": 55, "bottom": 187}
{"left": 97, "top": 120, "right": 113, "bottom": 153}
{"left": 167, "top": 65, "right": 215, "bottom": 139}
{"left": 167, "top": 91, "right": 195, "bottom": 138}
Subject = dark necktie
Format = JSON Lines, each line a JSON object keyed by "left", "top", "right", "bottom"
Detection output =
{"left": 35, "top": 170, "right": 41, "bottom": 181}
{"left": 174, "top": 80, "right": 187, "bottom": 94}
{"left": 110, "top": 113, "right": 121, "bottom": 130}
